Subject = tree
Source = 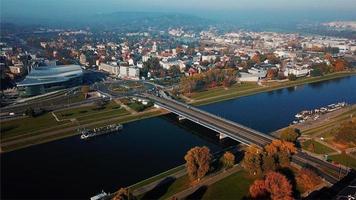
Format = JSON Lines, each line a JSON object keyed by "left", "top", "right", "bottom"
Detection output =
{"left": 266, "top": 69, "right": 278, "bottom": 79}
{"left": 242, "top": 145, "right": 263, "bottom": 176}
{"left": 333, "top": 59, "right": 349, "bottom": 72}
{"left": 250, "top": 172, "right": 293, "bottom": 200}
{"left": 310, "top": 68, "right": 322, "bottom": 77}
{"left": 25, "top": 107, "right": 35, "bottom": 117}
{"left": 184, "top": 146, "right": 212, "bottom": 182}
{"left": 288, "top": 74, "right": 297, "bottom": 81}
{"left": 262, "top": 152, "right": 277, "bottom": 173}
{"left": 249, "top": 180, "right": 268, "bottom": 199}
{"left": 296, "top": 168, "right": 322, "bottom": 192}
{"left": 252, "top": 53, "right": 261, "bottom": 64}
{"left": 279, "top": 128, "right": 299, "bottom": 143}
{"left": 264, "top": 140, "right": 296, "bottom": 167}
{"left": 220, "top": 151, "right": 235, "bottom": 170}
{"left": 169, "top": 65, "right": 181, "bottom": 77}
{"left": 324, "top": 53, "right": 334, "bottom": 62}
{"left": 264, "top": 172, "right": 293, "bottom": 200}
{"left": 113, "top": 188, "right": 135, "bottom": 200}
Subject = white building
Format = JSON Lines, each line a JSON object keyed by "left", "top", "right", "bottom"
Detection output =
{"left": 284, "top": 67, "right": 310, "bottom": 77}
{"left": 99, "top": 63, "right": 120, "bottom": 76}
{"left": 239, "top": 72, "right": 259, "bottom": 82}
{"left": 119, "top": 66, "right": 140, "bottom": 80}
{"left": 201, "top": 55, "right": 216, "bottom": 62}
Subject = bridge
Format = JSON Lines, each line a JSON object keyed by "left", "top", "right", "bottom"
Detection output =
{"left": 145, "top": 94, "right": 350, "bottom": 184}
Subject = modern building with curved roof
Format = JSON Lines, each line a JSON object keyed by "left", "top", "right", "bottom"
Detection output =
{"left": 17, "top": 65, "right": 83, "bottom": 96}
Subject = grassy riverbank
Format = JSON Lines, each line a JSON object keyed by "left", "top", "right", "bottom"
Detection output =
{"left": 190, "top": 71, "right": 356, "bottom": 106}
{"left": 0, "top": 106, "right": 166, "bottom": 152}
{"left": 1, "top": 71, "right": 355, "bottom": 153}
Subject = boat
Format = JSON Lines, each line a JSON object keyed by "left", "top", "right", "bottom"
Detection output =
{"left": 291, "top": 102, "right": 347, "bottom": 124}
{"left": 79, "top": 124, "right": 123, "bottom": 140}
{"left": 90, "top": 190, "right": 108, "bottom": 200}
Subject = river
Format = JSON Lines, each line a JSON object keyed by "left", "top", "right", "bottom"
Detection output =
{"left": 1, "top": 75, "right": 356, "bottom": 199}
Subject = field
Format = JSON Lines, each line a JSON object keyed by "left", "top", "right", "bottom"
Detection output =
{"left": 328, "top": 154, "right": 356, "bottom": 169}
{"left": 302, "top": 140, "right": 336, "bottom": 154}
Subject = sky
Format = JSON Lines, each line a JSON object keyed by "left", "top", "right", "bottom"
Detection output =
{"left": 1, "top": 0, "right": 356, "bottom": 23}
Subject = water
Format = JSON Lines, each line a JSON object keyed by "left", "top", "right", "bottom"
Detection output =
{"left": 1, "top": 75, "right": 356, "bottom": 199}
{"left": 202, "top": 76, "right": 356, "bottom": 133}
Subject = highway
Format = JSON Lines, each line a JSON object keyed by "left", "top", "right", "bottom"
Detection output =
{"left": 146, "top": 94, "right": 350, "bottom": 184}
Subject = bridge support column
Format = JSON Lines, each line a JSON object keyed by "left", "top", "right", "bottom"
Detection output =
{"left": 219, "top": 133, "right": 228, "bottom": 140}
{"left": 178, "top": 115, "right": 186, "bottom": 121}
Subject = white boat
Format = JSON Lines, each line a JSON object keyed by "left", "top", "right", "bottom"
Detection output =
{"left": 90, "top": 190, "right": 108, "bottom": 200}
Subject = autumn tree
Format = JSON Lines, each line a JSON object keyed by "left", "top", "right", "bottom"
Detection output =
{"left": 324, "top": 53, "right": 334, "bottom": 62}
{"left": 242, "top": 145, "right": 263, "bottom": 176}
{"left": 252, "top": 52, "right": 261, "bottom": 64}
{"left": 220, "top": 151, "right": 235, "bottom": 170}
{"left": 333, "top": 59, "right": 349, "bottom": 72}
{"left": 264, "top": 172, "right": 293, "bottom": 200}
{"left": 250, "top": 172, "right": 293, "bottom": 200}
{"left": 267, "top": 140, "right": 297, "bottom": 167}
{"left": 249, "top": 179, "right": 268, "bottom": 199}
{"left": 296, "top": 168, "right": 322, "bottom": 192}
{"left": 279, "top": 128, "right": 299, "bottom": 143}
{"left": 113, "top": 188, "right": 134, "bottom": 200}
{"left": 266, "top": 68, "right": 278, "bottom": 79}
{"left": 184, "top": 146, "right": 212, "bottom": 182}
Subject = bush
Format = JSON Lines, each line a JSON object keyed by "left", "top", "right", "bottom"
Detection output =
{"left": 288, "top": 74, "right": 297, "bottom": 81}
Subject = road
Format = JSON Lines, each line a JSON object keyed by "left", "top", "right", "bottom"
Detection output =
{"left": 147, "top": 94, "right": 350, "bottom": 184}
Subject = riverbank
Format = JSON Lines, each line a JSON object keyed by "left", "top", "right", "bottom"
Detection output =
{"left": 189, "top": 71, "right": 356, "bottom": 106}
{"left": 274, "top": 104, "right": 356, "bottom": 169}
{"left": 0, "top": 108, "right": 168, "bottom": 153}
{"left": 1, "top": 71, "right": 355, "bottom": 153}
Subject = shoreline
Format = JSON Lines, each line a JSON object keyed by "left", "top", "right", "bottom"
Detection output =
{"left": 1, "top": 71, "right": 355, "bottom": 153}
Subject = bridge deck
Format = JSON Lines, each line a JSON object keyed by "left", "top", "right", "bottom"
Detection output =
{"left": 146, "top": 94, "right": 349, "bottom": 184}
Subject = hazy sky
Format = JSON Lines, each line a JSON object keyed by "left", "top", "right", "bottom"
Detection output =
{"left": 1, "top": 0, "right": 356, "bottom": 22}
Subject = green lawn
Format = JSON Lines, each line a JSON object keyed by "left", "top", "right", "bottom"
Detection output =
{"left": 190, "top": 82, "right": 259, "bottom": 100}
{"left": 200, "top": 170, "right": 254, "bottom": 200}
{"left": 302, "top": 140, "right": 336, "bottom": 154}
{"left": 329, "top": 154, "right": 356, "bottom": 169}
{"left": 1, "top": 113, "right": 66, "bottom": 141}
{"left": 55, "top": 101, "right": 122, "bottom": 120}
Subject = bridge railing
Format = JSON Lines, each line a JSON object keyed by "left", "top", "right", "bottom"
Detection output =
{"left": 155, "top": 101, "right": 253, "bottom": 145}
{"left": 160, "top": 96, "right": 275, "bottom": 142}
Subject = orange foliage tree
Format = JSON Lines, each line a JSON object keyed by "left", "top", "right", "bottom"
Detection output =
{"left": 220, "top": 151, "right": 235, "bottom": 170}
{"left": 333, "top": 59, "right": 349, "bottom": 72}
{"left": 242, "top": 140, "right": 297, "bottom": 176}
{"left": 113, "top": 188, "right": 134, "bottom": 200}
{"left": 184, "top": 146, "right": 212, "bottom": 182}
{"left": 250, "top": 172, "right": 293, "bottom": 200}
{"left": 296, "top": 168, "right": 322, "bottom": 192}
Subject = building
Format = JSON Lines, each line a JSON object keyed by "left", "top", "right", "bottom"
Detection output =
{"left": 284, "top": 65, "right": 310, "bottom": 77}
{"left": 17, "top": 65, "right": 83, "bottom": 96}
{"left": 79, "top": 53, "right": 87, "bottom": 66}
{"left": 99, "top": 63, "right": 120, "bottom": 76}
{"left": 9, "top": 63, "right": 25, "bottom": 75}
{"left": 119, "top": 66, "right": 140, "bottom": 80}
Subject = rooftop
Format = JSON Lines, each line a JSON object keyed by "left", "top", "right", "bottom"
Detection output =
{"left": 17, "top": 65, "right": 83, "bottom": 87}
